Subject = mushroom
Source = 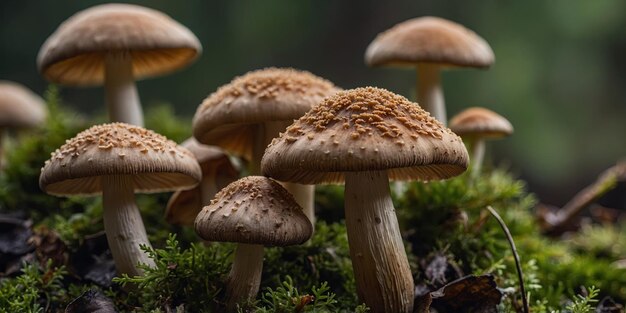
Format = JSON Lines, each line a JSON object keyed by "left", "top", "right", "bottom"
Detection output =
{"left": 365, "top": 16, "right": 494, "bottom": 125}
{"left": 262, "top": 87, "right": 469, "bottom": 313}
{"left": 449, "top": 107, "right": 513, "bottom": 175}
{"left": 192, "top": 67, "right": 341, "bottom": 227}
{"left": 194, "top": 176, "right": 312, "bottom": 311}
{"left": 37, "top": 3, "right": 202, "bottom": 126}
{"left": 39, "top": 123, "right": 201, "bottom": 276}
{"left": 165, "top": 137, "right": 240, "bottom": 226}
{"left": 0, "top": 81, "right": 47, "bottom": 168}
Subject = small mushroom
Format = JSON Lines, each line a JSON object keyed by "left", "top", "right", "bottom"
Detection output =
{"left": 165, "top": 137, "right": 240, "bottom": 226}
{"left": 192, "top": 67, "right": 341, "bottom": 228}
{"left": 37, "top": 3, "right": 202, "bottom": 126}
{"left": 262, "top": 87, "right": 469, "bottom": 313}
{"left": 365, "top": 16, "right": 494, "bottom": 125}
{"left": 449, "top": 107, "right": 513, "bottom": 175}
{"left": 0, "top": 81, "right": 47, "bottom": 168}
{"left": 40, "top": 123, "right": 201, "bottom": 276}
{"left": 194, "top": 176, "right": 312, "bottom": 311}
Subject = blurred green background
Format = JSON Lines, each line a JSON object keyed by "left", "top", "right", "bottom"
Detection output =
{"left": 1, "top": 0, "right": 625, "bottom": 207}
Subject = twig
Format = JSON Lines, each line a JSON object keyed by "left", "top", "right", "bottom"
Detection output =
{"left": 486, "top": 206, "right": 529, "bottom": 313}
{"left": 543, "top": 161, "right": 626, "bottom": 235}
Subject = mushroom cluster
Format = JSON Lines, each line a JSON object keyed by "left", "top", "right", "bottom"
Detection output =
{"left": 262, "top": 87, "right": 469, "bottom": 313}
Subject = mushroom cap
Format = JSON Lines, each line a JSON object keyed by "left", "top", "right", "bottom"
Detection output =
{"left": 261, "top": 87, "right": 469, "bottom": 184}
{"left": 194, "top": 176, "right": 312, "bottom": 246}
{"left": 365, "top": 16, "right": 494, "bottom": 69}
{"left": 0, "top": 81, "right": 47, "bottom": 128}
{"left": 192, "top": 67, "right": 341, "bottom": 160}
{"left": 40, "top": 123, "right": 201, "bottom": 196}
{"left": 165, "top": 138, "right": 240, "bottom": 226}
{"left": 449, "top": 107, "right": 513, "bottom": 138}
{"left": 37, "top": 3, "right": 202, "bottom": 86}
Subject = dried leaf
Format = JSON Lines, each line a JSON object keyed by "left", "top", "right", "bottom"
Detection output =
{"left": 65, "top": 289, "right": 117, "bottom": 313}
{"left": 596, "top": 296, "right": 625, "bottom": 313}
{"left": 429, "top": 274, "right": 502, "bottom": 313}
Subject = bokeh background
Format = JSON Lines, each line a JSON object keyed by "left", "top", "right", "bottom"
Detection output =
{"left": 1, "top": 0, "right": 625, "bottom": 208}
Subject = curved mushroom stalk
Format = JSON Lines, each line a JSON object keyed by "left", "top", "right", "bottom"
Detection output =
{"left": 417, "top": 63, "right": 446, "bottom": 125}
{"left": 282, "top": 183, "right": 315, "bottom": 228}
{"left": 344, "top": 171, "right": 414, "bottom": 313}
{"left": 102, "top": 175, "right": 155, "bottom": 276}
{"left": 104, "top": 52, "right": 143, "bottom": 126}
{"left": 225, "top": 243, "right": 264, "bottom": 312}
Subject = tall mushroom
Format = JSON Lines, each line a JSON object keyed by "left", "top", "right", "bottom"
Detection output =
{"left": 40, "top": 123, "right": 201, "bottom": 276}
{"left": 37, "top": 3, "right": 202, "bottom": 126}
{"left": 365, "top": 16, "right": 494, "bottom": 125}
{"left": 262, "top": 87, "right": 469, "bottom": 313}
{"left": 449, "top": 107, "right": 513, "bottom": 175}
{"left": 0, "top": 81, "right": 47, "bottom": 168}
{"left": 165, "top": 137, "right": 240, "bottom": 226}
{"left": 194, "top": 176, "right": 312, "bottom": 311}
{"left": 192, "top": 67, "right": 341, "bottom": 227}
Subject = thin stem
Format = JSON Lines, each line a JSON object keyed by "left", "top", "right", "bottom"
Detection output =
{"left": 225, "top": 243, "right": 264, "bottom": 312}
{"left": 282, "top": 183, "right": 315, "bottom": 230}
{"left": 104, "top": 52, "right": 143, "bottom": 126}
{"left": 102, "top": 175, "right": 155, "bottom": 276}
{"left": 486, "top": 206, "right": 528, "bottom": 313}
{"left": 417, "top": 63, "right": 446, "bottom": 125}
{"left": 200, "top": 168, "right": 218, "bottom": 206}
{"left": 471, "top": 139, "right": 486, "bottom": 177}
{"left": 344, "top": 171, "right": 414, "bottom": 313}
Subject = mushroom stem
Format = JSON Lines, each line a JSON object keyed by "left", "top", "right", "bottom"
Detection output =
{"left": 471, "top": 138, "right": 486, "bottom": 176}
{"left": 225, "top": 243, "right": 264, "bottom": 311}
{"left": 417, "top": 63, "right": 446, "bottom": 125}
{"left": 344, "top": 171, "right": 414, "bottom": 313}
{"left": 200, "top": 168, "right": 218, "bottom": 206}
{"left": 104, "top": 52, "right": 144, "bottom": 126}
{"left": 102, "top": 175, "right": 155, "bottom": 276}
{"left": 282, "top": 183, "right": 315, "bottom": 229}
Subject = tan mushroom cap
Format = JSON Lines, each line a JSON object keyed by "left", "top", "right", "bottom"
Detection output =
{"left": 40, "top": 123, "right": 201, "bottom": 196}
{"left": 449, "top": 107, "right": 513, "bottom": 138}
{"left": 365, "top": 16, "right": 494, "bottom": 68}
{"left": 192, "top": 67, "right": 341, "bottom": 160}
{"left": 0, "top": 81, "right": 47, "bottom": 128}
{"left": 262, "top": 87, "right": 469, "bottom": 184}
{"left": 37, "top": 3, "right": 202, "bottom": 86}
{"left": 194, "top": 176, "right": 312, "bottom": 246}
{"left": 165, "top": 138, "right": 239, "bottom": 226}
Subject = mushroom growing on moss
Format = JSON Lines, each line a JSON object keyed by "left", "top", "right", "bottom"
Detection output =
{"left": 37, "top": 3, "right": 202, "bottom": 126}
{"left": 192, "top": 67, "right": 341, "bottom": 227}
{"left": 262, "top": 87, "right": 469, "bottom": 313}
{"left": 165, "top": 137, "right": 240, "bottom": 226}
{"left": 40, "top": 123, "right": 201, "bottom": 276}
{"left": 449, "top": 107, "right": 513, "bottom": 175}
{"left": 365, "top": 16, "right": 494, "bottom": 124}
{"left": 0, "top": 81, "right": 47, "bottom": 168}
{"left": 194, "top": 176, "right": 312, "bottom": 311}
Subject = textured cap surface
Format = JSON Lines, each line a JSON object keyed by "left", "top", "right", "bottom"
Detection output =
{"left": 365, "top": 16, "right": 494, "bottom": 68}
{"left": 192, "top": 68, "right": 341, "bottom": 159}
{"left": 194, "top": 176, "right": 312, "bottom": 246}
{"left": 40, "top": 123, "right": 201, "bottom": 196}
{"left": 0, "top": 81, "right": 47, "bottom": 128}
{"left": 261, "top": 87, "right": 468, "bottom": 184}
{"left": 449, "top": 107, "right": 513, "bottom": 138}
{"left": 37, "top": 3, "right": 202, "bottom": 86}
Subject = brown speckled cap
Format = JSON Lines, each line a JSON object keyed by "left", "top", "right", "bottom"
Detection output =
{"left": 40, "top": 123, "right": 201, "bottom": 196}
{"left": 0, "top": 81, "right": 47, "bottom": 128}
{"left": 194, "top": 176, "right": 312, "bottom": 246}
{"left": 449, "top": 107, "right": 513, "bottom": 138}
{"left": 37, "top": 3, "right": 202, "bottom": 86}
{"left": 192, "top": 67, "right": 341, "bottom": 160}
{"left": 365, "top": 16, "right": 494, "bottom": 68}
{"left": 261, "top": 87, "right": 469, "bottom": 184}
